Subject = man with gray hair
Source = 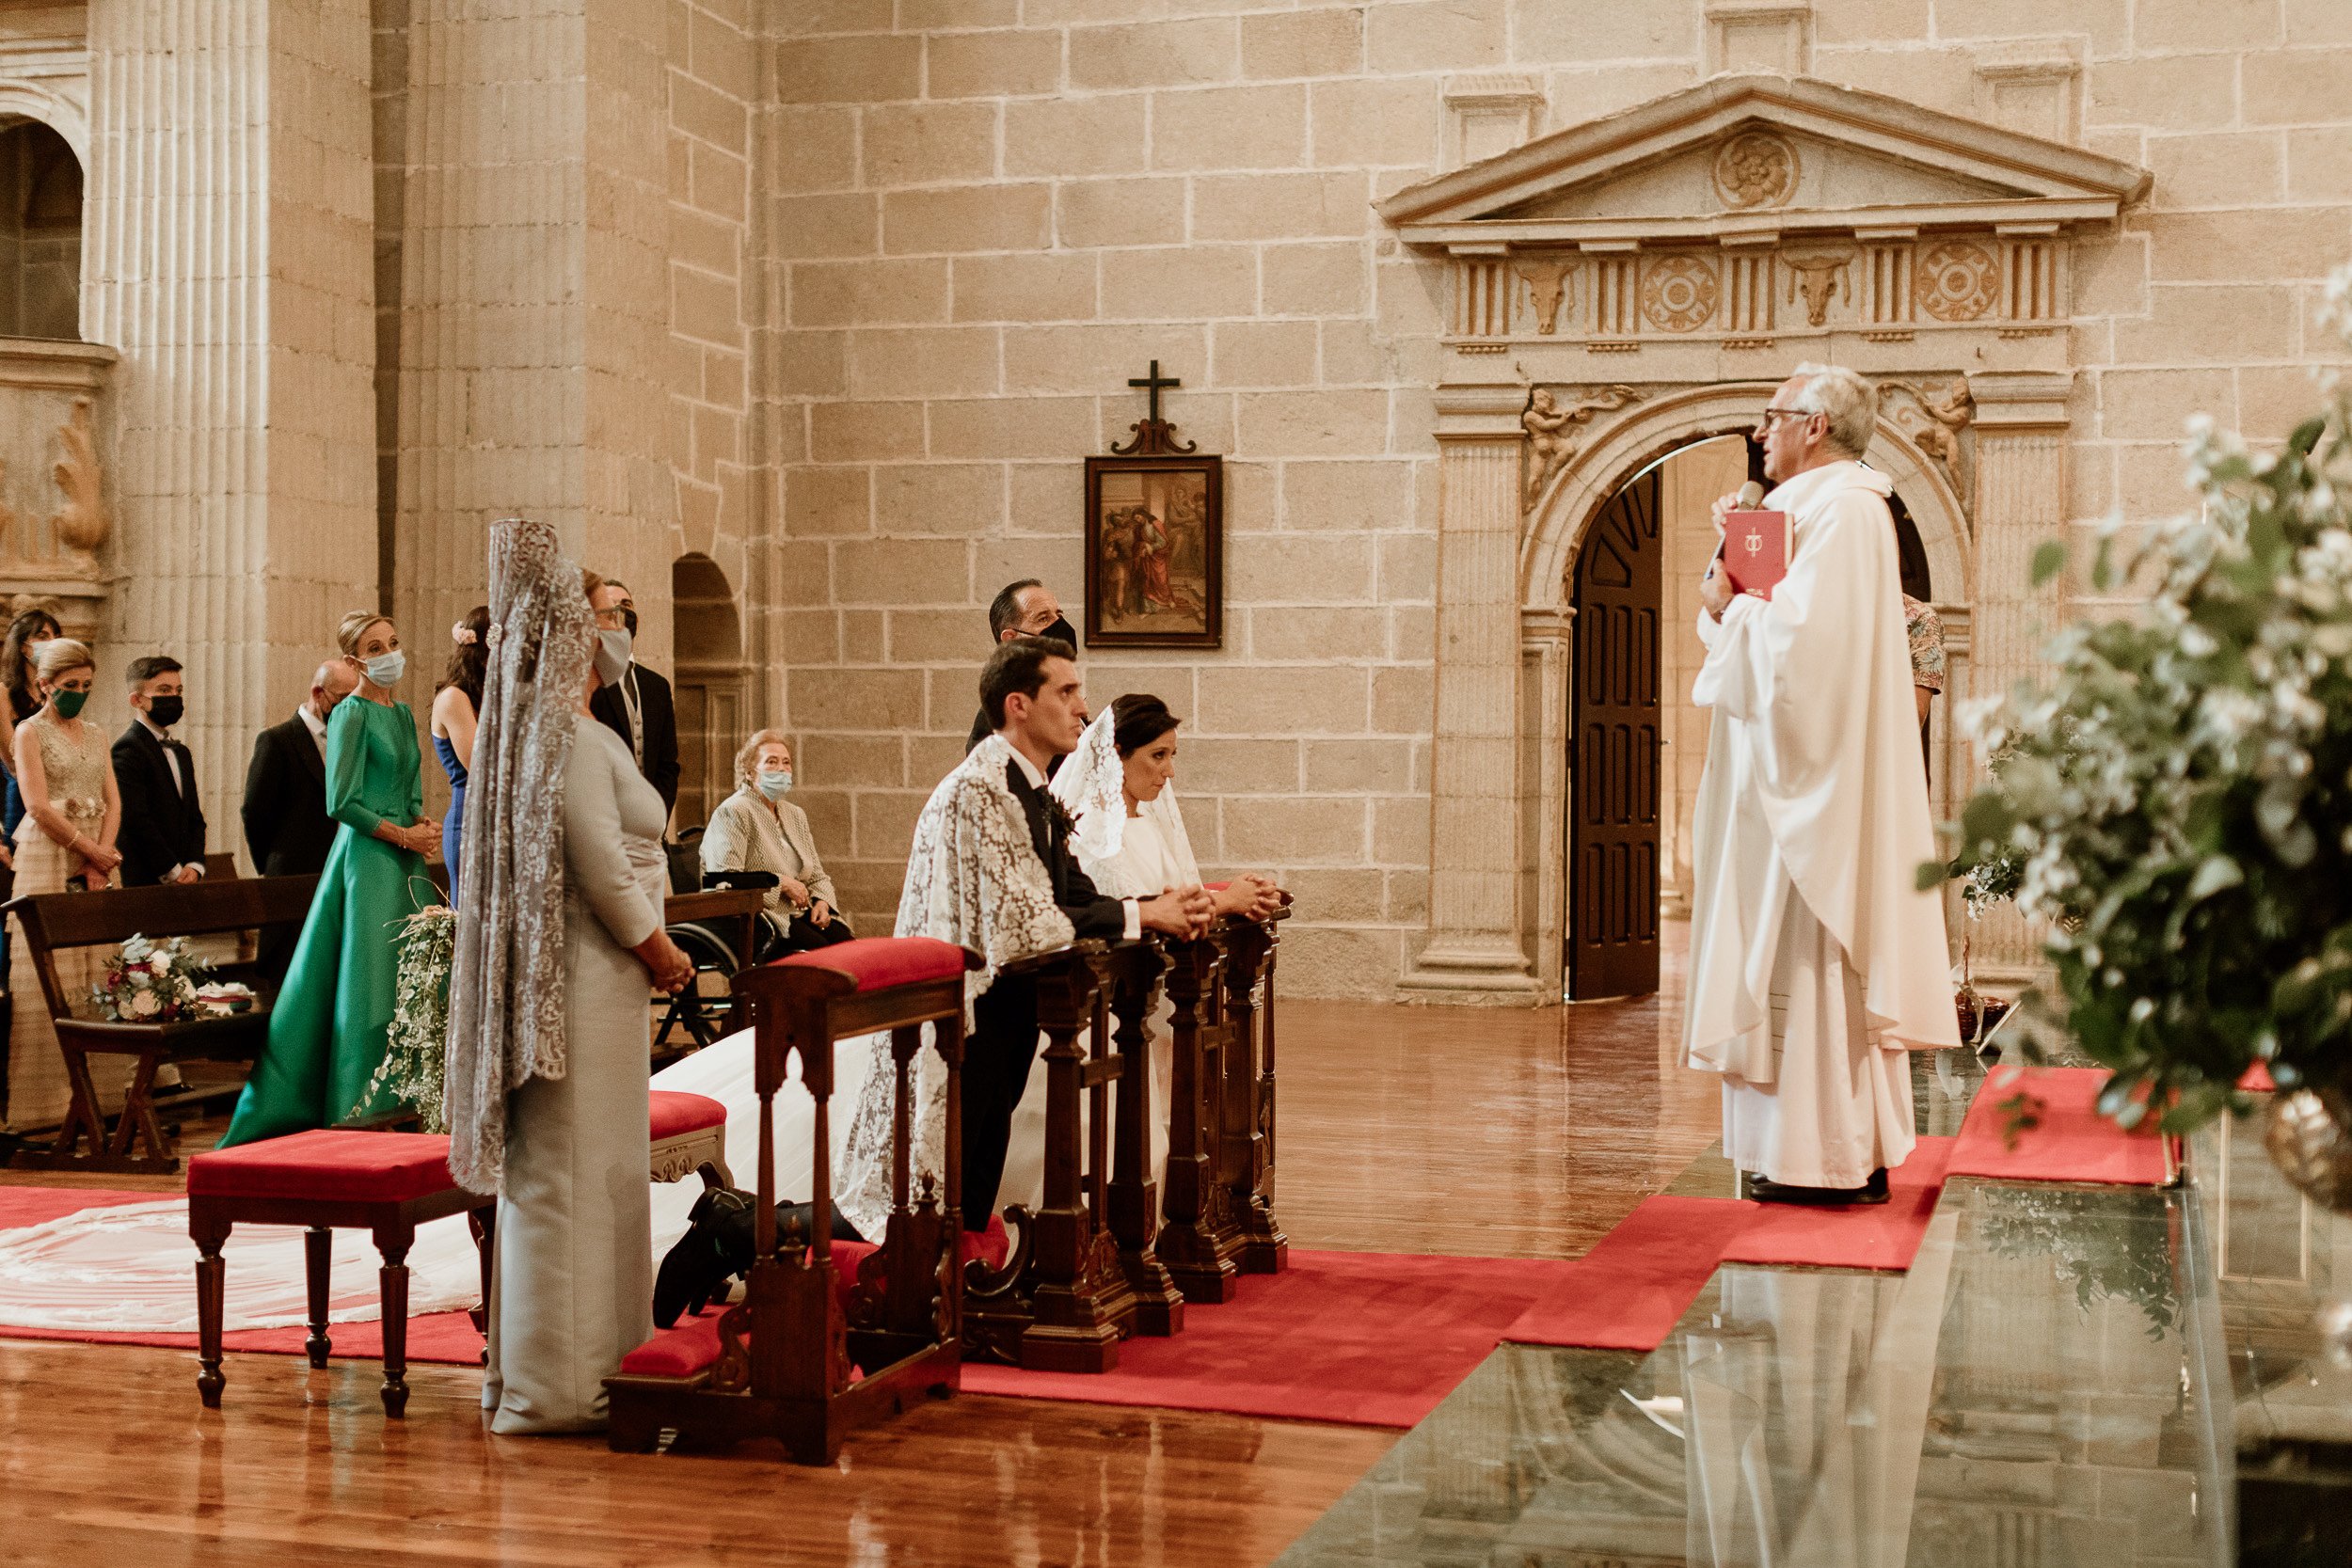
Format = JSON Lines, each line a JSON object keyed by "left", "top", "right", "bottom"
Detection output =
{"left": 1682, "top": 363, "right": 1959, "bottom": 1204}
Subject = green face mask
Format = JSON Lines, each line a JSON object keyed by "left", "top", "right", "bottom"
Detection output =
{"left": 51, "top": 689, "right": 87, "bottom": 720}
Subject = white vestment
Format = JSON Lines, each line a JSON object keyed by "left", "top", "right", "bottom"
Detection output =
{"left": 1683, "top": 459, "right": 1959, "bottom": 1187}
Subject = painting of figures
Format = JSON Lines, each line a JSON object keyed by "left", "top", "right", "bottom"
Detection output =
{"left": 1083, "top": 454, "right": 1222, "bottom": 648}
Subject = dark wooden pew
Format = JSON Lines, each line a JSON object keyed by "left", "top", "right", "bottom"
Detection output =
{"left": 6, "top": 875, "right": 320, "bottom": 1172}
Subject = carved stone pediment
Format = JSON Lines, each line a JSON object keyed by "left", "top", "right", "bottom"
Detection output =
{"left": 1378, "top": 74, "right": 2150, "bottom": 376}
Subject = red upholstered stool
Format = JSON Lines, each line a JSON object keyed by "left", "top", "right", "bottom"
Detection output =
{"left": 606, "top": 935, "right": 980, "bottom": 1463}
{"left": 650, "top": 1090, "right": 730, "bottom": 1187}
{"left": 186, "top": 1130, "right": 495, "bottom": 1418}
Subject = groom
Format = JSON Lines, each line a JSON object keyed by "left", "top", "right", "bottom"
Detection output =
{"left": 962, "top": 638, "right": 1211, "bottom": 1226}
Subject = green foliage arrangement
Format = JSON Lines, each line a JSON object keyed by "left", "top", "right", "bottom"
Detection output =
{"left": 1935, "top": 264, "right": 2352, "bottom": 1136}
{"left": 355, "top": 899, "right": 456, "bottom": 1132}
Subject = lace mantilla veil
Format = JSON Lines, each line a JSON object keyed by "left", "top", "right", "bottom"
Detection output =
{"left": 1049, "top": 705, "right": 1202, "bottom": 897}
{"left": 443, "top": 518, "right": 598, "bottom": 1195}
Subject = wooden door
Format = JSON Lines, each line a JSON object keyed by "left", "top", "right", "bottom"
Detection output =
{"left": 1569, "top": 467, "right": 1662, "bottom": 999}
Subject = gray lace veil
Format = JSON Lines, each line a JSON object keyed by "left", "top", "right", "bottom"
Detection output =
{"left": 443, "top": 518, "right": 597, "bottom": 1195}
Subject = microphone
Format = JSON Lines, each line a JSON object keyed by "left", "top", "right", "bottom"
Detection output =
{"left": 1736, "top": 480, "right": 1765, "bottom": 509}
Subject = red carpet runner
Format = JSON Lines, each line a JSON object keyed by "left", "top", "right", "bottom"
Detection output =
{"left": 1945, "top": 1066, "right": 2169, "bottom": 1185}
{"left": 1502, "top": 1137, "right": 1951, "bottom": 1350}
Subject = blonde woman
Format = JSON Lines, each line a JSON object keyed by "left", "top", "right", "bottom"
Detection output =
{"left": 221, "top": 612, "right": 437, "bottom": 1146}
{"left": 699, "top": 729, "right": 851, "bottom": 958}
{"left": 4, "top": 639, "right": 124, "bottom": 1134}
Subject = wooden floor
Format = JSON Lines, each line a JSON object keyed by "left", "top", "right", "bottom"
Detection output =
{"left": 0, "top": 952, "right": 1722, "bottom": 1567}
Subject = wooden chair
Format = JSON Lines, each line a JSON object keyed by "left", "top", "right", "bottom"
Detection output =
{"left": 649, "top": 1089, "right": 730, "bottom": 1186}
{"left": 7, "top": 875, "right": 320, "bottom": 1172}
{"left": 1218, "top": 903, "right": 1291, "bottom": 1273}
{"left": 185, "top": 1128, "right": 494, "bottom": 1418}
{"left": 605, "top": 935, "right": 979, "bottom": 1464}
{"left": 962, "top": 941, "right": 1147, "bottom": 1371}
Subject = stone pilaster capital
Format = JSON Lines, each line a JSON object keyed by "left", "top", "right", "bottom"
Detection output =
{"left": 1966, "top": 371, "right": 2073, "bottom": 431}
{"left": 1520, "top": 604, "right": 1574, "bottom": 646}
{"left": 1435, "top": 384, "right": 1532, "bottom": 443}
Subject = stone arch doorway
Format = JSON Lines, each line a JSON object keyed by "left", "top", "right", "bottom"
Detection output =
{"left": 1525, "top": 385, "right": 1977, "bottom": 1001}
{"left": 672, "top": 553, "right": 745, "bottom": 832}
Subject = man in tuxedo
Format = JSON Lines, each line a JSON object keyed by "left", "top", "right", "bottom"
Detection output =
{"left": 961, "top": 637, "right": 1210, "bottom": 1225}
{"left": 243, "top": 659, "right": 358, "bottom": 978}
{"left": 588, "top": 578, "right": 680, "bottom": 818}
{"left": 963, "top": 578, "right": 1081, "bottom": 755}
{"left": 112, "top": 656, "right": 207, "bottom": 887}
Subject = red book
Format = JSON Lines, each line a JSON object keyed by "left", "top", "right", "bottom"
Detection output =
{"left": 1721, "top": 508, "right": 1790, "bottom": 599}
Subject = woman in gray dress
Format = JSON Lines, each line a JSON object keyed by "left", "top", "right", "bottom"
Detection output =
{"left": 444, "top": 526, "right": 692, "bottom": 1435}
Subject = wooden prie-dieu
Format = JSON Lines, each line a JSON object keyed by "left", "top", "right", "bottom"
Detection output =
{"left": 963, "top": 905, "right": 1292, "bottom": 1370}
{"left": 605, "top": 936, "right": 980, "bottom": 1464}
{"left": 963, "top": 940, "right": 1148, "bottom": 1370}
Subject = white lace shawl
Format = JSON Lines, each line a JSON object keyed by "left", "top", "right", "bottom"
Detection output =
{"left": 834, "top": 735, "right": 1076, "bottom": 1238}
{"left": 442, "top": 519, "right": 597, "bottom": 1196}
{"left": 1049, "top": 705, "right": 1203, "bottom": 898}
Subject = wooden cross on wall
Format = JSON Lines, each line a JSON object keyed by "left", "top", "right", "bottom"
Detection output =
{"left": 1111, "top": 358, "right": 1199, "bottom": 456}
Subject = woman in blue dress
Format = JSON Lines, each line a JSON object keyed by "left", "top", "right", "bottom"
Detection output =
{"left": 431, "top": 606, "right": 487, "bottom": 902}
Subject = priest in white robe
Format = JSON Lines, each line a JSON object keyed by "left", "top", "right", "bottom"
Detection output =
{"left": 1683, "top": 363, "right": 1960, "bottom": 1203}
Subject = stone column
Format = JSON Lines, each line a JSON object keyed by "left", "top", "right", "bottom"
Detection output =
{"left": 390, "top": 0, "right": 677, "bottom": 680}
{"left": 85, "top": 0, "right": 379, "bottom": 839}
{"left": 1520, "top": 605, "right": 1572, "bottom": 998}
{"left": 1402, "top": 386, "right": 1541, "bottom": 1003}
{"left": 1963, "top": 371, "right": 2072, "bottom": 985}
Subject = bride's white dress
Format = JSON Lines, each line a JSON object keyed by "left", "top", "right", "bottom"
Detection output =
{"left": 0, "top": 732, "right": 1195, "bottom": 1335}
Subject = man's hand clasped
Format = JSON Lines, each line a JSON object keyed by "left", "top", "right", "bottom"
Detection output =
{"left": 1140, "top": 884, "right": 1217, "bottom": 941}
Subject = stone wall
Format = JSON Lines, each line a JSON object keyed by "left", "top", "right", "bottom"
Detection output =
{"left": 766, "top": 0, "right": 2352, "bottom": 999}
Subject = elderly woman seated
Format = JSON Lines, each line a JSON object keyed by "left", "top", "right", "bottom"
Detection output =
{"left": 699, "top": 729, "right": 853, "bottom": 959}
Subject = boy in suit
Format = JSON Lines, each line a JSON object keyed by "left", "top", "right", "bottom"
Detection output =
{"left": 113, "top": 655, "right": 206, "bottom": 887}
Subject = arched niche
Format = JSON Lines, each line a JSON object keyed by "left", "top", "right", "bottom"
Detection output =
{"left": 673, "top": 552, "right": 745, "bottom": 831}
{"left": 0, "top": 116, "right": 83, "bottom": 342}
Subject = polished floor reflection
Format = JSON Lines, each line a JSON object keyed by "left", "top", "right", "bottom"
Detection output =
{"left": 1279, "top": 1169, "right": 2229, "bottom": 1568}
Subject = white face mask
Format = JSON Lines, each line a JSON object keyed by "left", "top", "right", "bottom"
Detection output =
{"left": 755, "top": 768, "right": 793, "bottom": 800}
{"left": 364, "top": 650, "right": 405, "bottom": 688}
{"left": 595, "top": 627, "right": 632, "bottom": 687}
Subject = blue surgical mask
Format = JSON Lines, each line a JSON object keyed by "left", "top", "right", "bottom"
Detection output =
{"left": 595, "top": 627, "right": 632, "bottom": 688}
{"left": 364, "top": 651, "right": 405, "bottom": 688}
{"left": 755, "top": 768, "right": 793, "bottom": 800}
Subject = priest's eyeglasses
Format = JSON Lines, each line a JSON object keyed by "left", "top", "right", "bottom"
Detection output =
{"left": 1756, "top": 406, "right": 1813, "bottom": 426}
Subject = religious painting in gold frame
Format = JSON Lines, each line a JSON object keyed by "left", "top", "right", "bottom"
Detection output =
{"left": 1083, "top": 453, "right": 1223, "bottom": 649}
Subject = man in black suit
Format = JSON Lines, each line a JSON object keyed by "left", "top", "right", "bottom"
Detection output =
{"left": 589, "top": 578, "right": 679, "bottom": 819}
{"left": 243, "top": 659, "right": 358, "bottom": 978}
{"left": 963, "top": 578, "right": 1080, "bottom": 755}
{"left": 960, "top": 638, "right": 1211, "bottom": 1226}
{"left": 112, "top": 656, "right": 208, "bottom": 887}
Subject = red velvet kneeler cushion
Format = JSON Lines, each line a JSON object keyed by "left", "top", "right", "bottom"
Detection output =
{"left": 649, "top": 1090, "right": 726, "bottom": 1141}
{"left": 772, "top": 936, "right": 970, "bottom": 992}
{"left": 619, "top": 1216, "right": 1010, "bottom": 1377}
{"left": 187, "top": 1129, "right": 460, "bottom": 1205}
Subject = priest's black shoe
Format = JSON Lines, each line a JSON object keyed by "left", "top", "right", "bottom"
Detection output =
{"left": 1745, "top": 1167, "right": 1890, "bottom": 1206}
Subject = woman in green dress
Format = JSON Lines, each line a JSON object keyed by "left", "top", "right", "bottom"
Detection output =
{"left": 220, "top": 612, "right": 441, "bottom": 1147}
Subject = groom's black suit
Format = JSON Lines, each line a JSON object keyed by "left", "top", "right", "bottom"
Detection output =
{"left": 960, "top": 755, "right": 1128, "bottom": 1231}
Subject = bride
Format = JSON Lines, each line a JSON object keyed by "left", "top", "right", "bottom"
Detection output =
{"left": 0, "top": 696, "right": 1277, "bottom": 1335}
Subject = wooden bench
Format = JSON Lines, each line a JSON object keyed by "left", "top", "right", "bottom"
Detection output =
{"left": 7, "top": 875, "right": 321, "bottom": 1173}
{"left": 605, "top": 936, "right": 979, "bottom": 1463}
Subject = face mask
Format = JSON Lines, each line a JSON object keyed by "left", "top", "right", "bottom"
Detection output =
{"left": 364, "top": 651, "right": 405, "bottom": 688}
{"left": 51, "top": 689, "right": 87, "bottom": 719}
{"left": 755, "top": 768, "right": 794, "bottom": 800}
{"left": 1036, "top": 615, "right": 1079, "bottom": 649}
{"left": 146, "top": 695, "right": 183, "bottom": 730}
{"left": 595, "top": 627, "right": 632, "bottom": 687}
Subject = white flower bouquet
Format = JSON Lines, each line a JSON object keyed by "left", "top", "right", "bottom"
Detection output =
{"left": 1936, "top": 258, "right": 2352, "bottom": 1133}
{"left": 354, "top": 900, "right": 456, "bottom": 1132}
{"left": 91, "top": 933, "right": 212, "bottom": 1023}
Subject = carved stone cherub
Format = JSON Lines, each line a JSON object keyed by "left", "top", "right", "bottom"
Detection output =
{"left": 1522, "top": 385, "right": 1642, "bottom": 508}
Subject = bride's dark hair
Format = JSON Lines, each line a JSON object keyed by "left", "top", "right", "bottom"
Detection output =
{"left": 1111, "top": 692, "right": 1181, "bottom": 757}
